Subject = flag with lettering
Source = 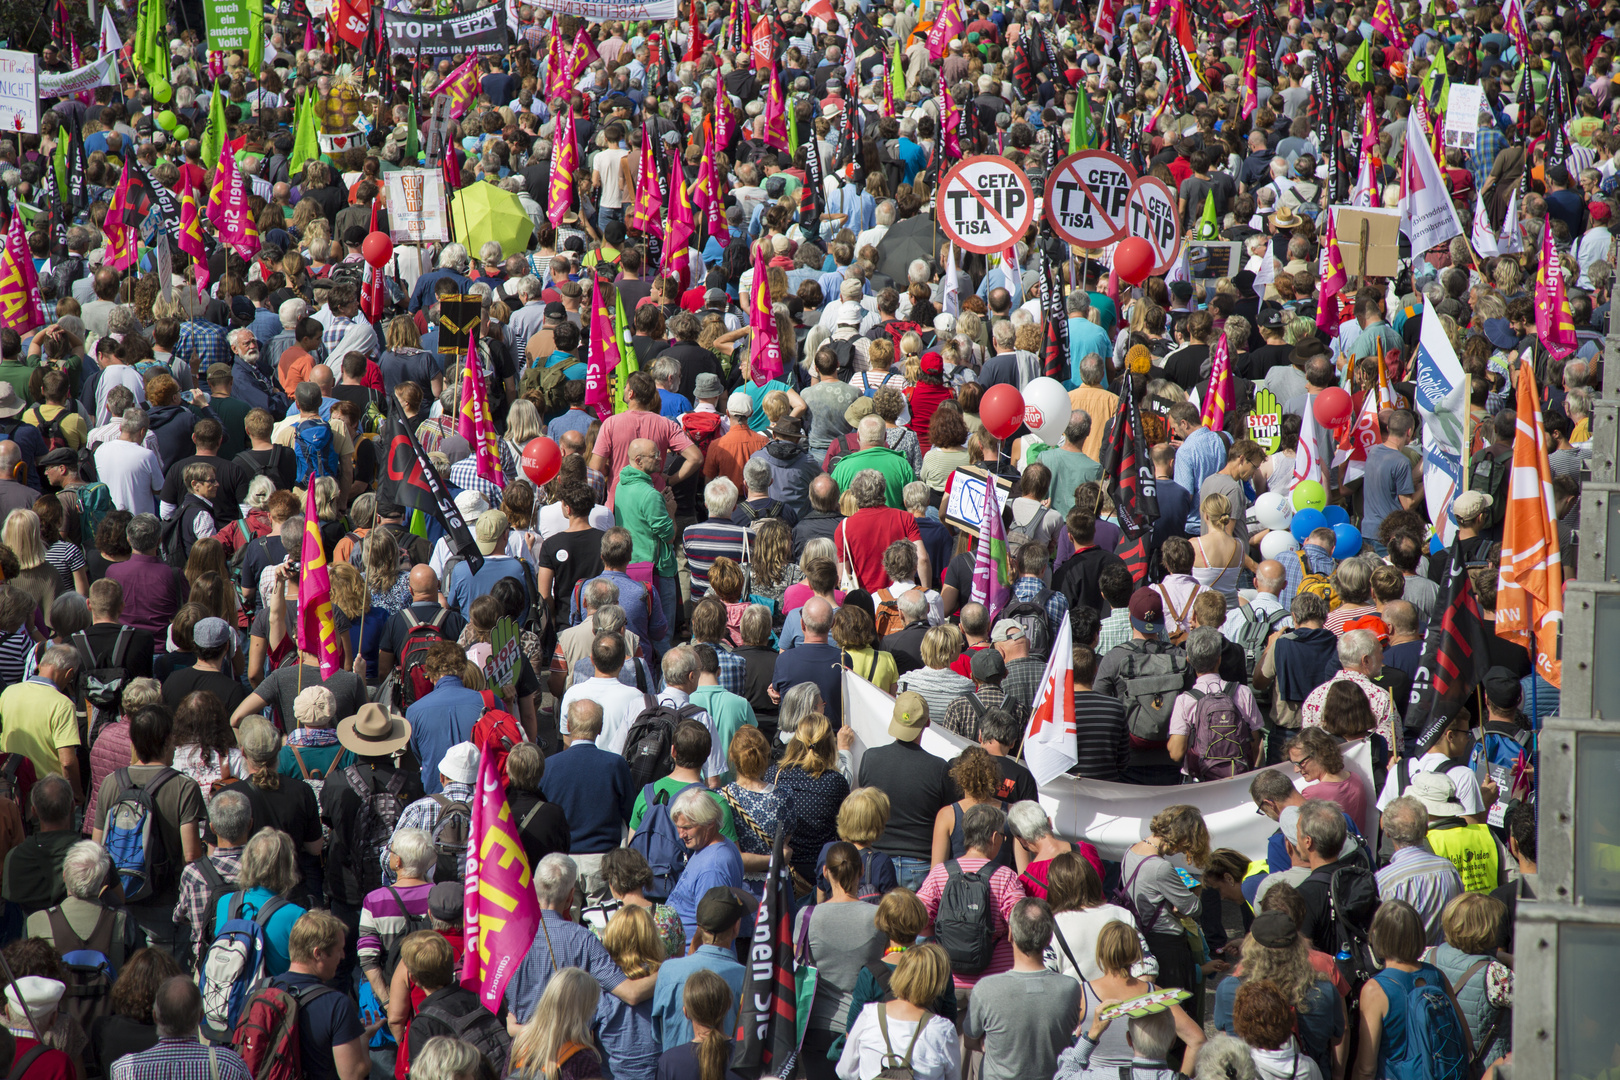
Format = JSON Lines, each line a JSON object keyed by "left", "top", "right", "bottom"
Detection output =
{"left": 663, "top": 161, "right": 695, "bottom": 281}
{"left": 1200, "top": 334, "right": 1235, "bottom": 432}
{"left": 1414, "top": 304, "right": 1468, "bottom": 546}
{"left": 1497, "top": 357, "right": 1564, "bottom": 688}
{"left": 456, "top": 345, "right": 504, "bottom": 487}
{"left": 207, "top": 140, "right": 260, "bottom": 260}
{"left": 462, "top": 739, "right": 540, "bottom": 1013}
{"left": 1535, "top": 216, "right": 1577, "bottom": 361}
{"left": 764, "top": 61, "right": 789, "bottom": 150}
{"left": 101, "top": 158, "right": 140, "bottom": 272}
{"left": 1317, "top": 206, "right": 1347, "bottom": 335}
{"left": 1098, "top": 392, "right": 1158, "bottom": 584}
{"left": 566, "top": 25, "right": 599, "bottom": 83}
{"left": 584, "top": 276, "right": 617, "bottom": 410}
{"left": 1023, "top": 612, "right": 1077, "bottom": 785}
{"left": 547, "top": 104, "right": 577, "bottom": 228}
{"left": 1502, "top": 0, "right": 1532, "bottom": 63}
{"left": 969, "top": 476, "right": 1011, "bottom": 619}
{"left": 296, "top": 482, "right": 344, "bottom": 680}
{"left": 382, "top": 402, "right": 482, "bottom": 573}
{"left": 928, "top": 0, "right": 963, "bottom": 59}
{"left": 750, "top": 247, "right": 784, "bottom": 382}
{"left": 1240, "top": 27, "right": 1259, "bottom": 118}
{"left": 732, "top": 823, "right": 794, "bottom": 1074}
{"left": 1334, "top": 380, "right": 1382, "bottom": 483}
{"left": 1097, "top": 0, "right": 1117, "bottom": 44}
{"left": 1402, "top": 536, "right": 1492, "bottom": 753}
{"left": 178, "top": 176, "right": 208, "bottom": 302}
{"left": 435, "top": 55, "right": 482, "bottom": 122}
{"left": 0, "top": 208, "right": 42, "bottom": 335}
{"left": 628, "top": 121, "right": 662, "bottom": 235}
{"left": 1371, "top": 0, "right": 1409, "bottom": 51}
{"left": 1040, "top": 239, "right": 1067, "bottom": 382}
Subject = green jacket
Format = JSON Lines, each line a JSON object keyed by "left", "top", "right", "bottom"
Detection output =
{"left": 831, "top": 446, "right": 916, "bottom": 509}
{"left": 613, "top": 465, "right": 677, "bottom": 577}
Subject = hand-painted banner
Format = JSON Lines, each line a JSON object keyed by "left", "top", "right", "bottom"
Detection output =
{"left": 383, "top": 7, "right": 510, "bottom": 57}
{"left": 532, "top": 0, "right": 677, "bottom": 19}
{"left": 38, "top": 55, "right": 118, "bottom": 97}
{"left": 843, "top": 671, "right": 1376, "bottom": 861}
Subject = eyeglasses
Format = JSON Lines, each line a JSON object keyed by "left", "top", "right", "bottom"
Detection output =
{"left": 1290, "top": 754, "right": 1315, "bottom": 772}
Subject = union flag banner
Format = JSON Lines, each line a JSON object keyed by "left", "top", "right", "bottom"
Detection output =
{"left": 296, "top": 482, "right": 344, "bottom": 679}
{"left": 1497, "top": 358, "right": 1564, "bottom": 687}
{"left": 455, "top": 345, "right": 504, "bottom": 487}
{"left": 434, "top": 55, "right": 481, "bottom": 121}
{"left": 0, "top": 208, "right": 43, "bottom": 335}
{"left": 462, "top": 737, "right": 539, "bottom": 1012}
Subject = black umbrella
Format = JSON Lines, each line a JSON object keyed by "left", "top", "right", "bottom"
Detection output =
{"left": 872, "top": 214, "right": 947, "bottom": 290}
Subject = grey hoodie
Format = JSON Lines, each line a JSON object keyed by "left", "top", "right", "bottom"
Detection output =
{"left": 752, "top": 440, "right": 822, "bottom": 519}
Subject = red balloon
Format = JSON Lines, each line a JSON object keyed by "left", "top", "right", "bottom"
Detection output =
{"left": 521, "top": 437, "right": 561, "bottom": 486}
{"left": 981, "top": 384, "right": 1025, "bottom": 440}
{"left": 362, "top": 232, "right": 394, "bottom": 269}
{"left": 1114, "top": 237, "right": 1156, "bottom": 287}
{"left": 1313, "top": 386, "right": 1353, "bottom": 428}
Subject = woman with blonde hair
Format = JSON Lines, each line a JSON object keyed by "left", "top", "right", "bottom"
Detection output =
{"left": 853, "top": 337, "right": 907, "bottom": 395}
{"left": 895, "top": 625, "right": 973, "bottom": 722}
{"left": 3, "top": 509, "right": 57, "bottom": 629}
{"left": 1419, "top": 893, "right": 1513, "bottom": 1070}
{"left": 1191, "top": 491, "right": 1247, "bottom": 607}
{"left": 722, "top": 726, "right": 790, "bottom": 894}
{"left": 747, "top": 518, "right": 797, "bottom": 618}
{"left": 837, "top": 943, "right": 961, "bottom": 1080}
{"left": 363, "top": 529, "right": 411, "bottom": 614}
{"left": 930, "top": 747, "right": 1008, "bottom": 867}
{"left": 504, "top": 399, "right": 545, "bottom": 465}
{"left": 1066, "top": 921, "right": 1206, "bottom": 1078}
{"left": 1123, "top": 805, "right": 1211, "bottom": 1009}
{"left": 767, "top": 713, "right": 851, "bottom": 890}
{"left": 832, "top": 605, "right": 898, "bottom": 692}
{"left": 816, "top": 788, "right": 896, "bottom": 902}
{"left": 309, "top": 475, "right": 344, "bottom": 558}
{"left": 1212, "top": 909, "right": 1343, "bottom": 1077}
{"left": 510, "top": 967, "right": 605, "bottom": 1080}
{"left": 212, "top": 829, "right": 307, "bottom": 974}
{"left": 595, "top": 905, "right": 664, "bottom": 1080}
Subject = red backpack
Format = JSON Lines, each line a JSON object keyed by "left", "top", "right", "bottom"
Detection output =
{"left": 472, "top": 701, "right": 525, "bottom": 778}
{"left": 231, "top": 981, "right": 338, "bottom": 1080}
{"left": 397, "top": 610, "right": 450, "bottom": 707}
{"left": 682, "top": 410, "right": 724, "bottom": 456}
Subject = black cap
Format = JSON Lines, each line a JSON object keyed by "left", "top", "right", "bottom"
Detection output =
{"left": 230, "top": 295, "right": 255, "bottom": 327}
{"left": 696, "top": 886, "right": 748, "bottom": 932}
{"left": 343, "top": 225, "right": 368, "bottom": 245}
{"left": 1249, "top": 910, "right": 1298, "bottom": 948}
{"left": 376, "top": 496, "right": 404, "bottom": 518}
{"left": 37, "top": 447, "right": 78, "bottom": 470}
{"left": 1482, "top": 666, "right": 1524, "bottom": 709}
{"left": 544, "top": 301, "right": 567, "bottom": 320}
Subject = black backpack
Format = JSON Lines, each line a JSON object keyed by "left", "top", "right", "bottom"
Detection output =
{"left": 996, "top": 595, "right": 1054, "bottom": 659}
{"left": 415, "top": 999, "right": 512, "bottom": 1077}
{"left": 429, "top": 794, "right": 472, "bottom": 883}
{"left": 933, "top": 859, "right": 995, "bottom": 975}
{"left": 74, "top": 627, "right": 134, "bottom": 726}
{"left": 1468, "top": 445, "right": 1513, "bottom": 528}
{"left": 1328, "top": 864, "right": 1381, "bottom": 990}
{"left": 621, "top": 698, "right": 707, "bottom": 789}
{"left": 346, "top": 766, "right": 410, "bottom": 896}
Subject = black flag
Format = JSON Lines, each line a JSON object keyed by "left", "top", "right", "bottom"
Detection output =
{"left": 1097, "top": 392, "right": 1159, "bottom": 584}
{"left": 731, "top": 823, "right": 797, "bottom": 1076}
{"left": 381, "top": 405, "right": 483, "bottom": 574}
{"left": 800, "top": 113, "right": 825, "bottom": 237}
{"left": 1402, "top": 539, "right": 1493, "bottom": 753}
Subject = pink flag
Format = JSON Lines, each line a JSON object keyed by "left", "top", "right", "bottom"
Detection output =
{"left": 928, "top": 0, "right": 964, "bottom": 60}
{"left": 547, "top": 104, "right": 578, "bottom": 229}
{"left": 584, "top": 276, "right": 618, "bottom": 409}
{"left": 296, "top": 483, "right": 344, "bottom": 680}
{"left": 1536, "top": 217, "right": 1577, "bottom": 360}
{"left": 1316, "top": 207, "right": 1347, "bottom": 337}
{"left": 942, "top": 89, "right": 963, "bottom": 161}
{"left": 1370, "top": 0, "right": 1409, "bottom": 51}
{"left": 102, "top": 159, "right": 139, "bottom": 271}
{"left": 462, "top": 737, "right": 540, "bottom": 1013}
{"left": 969, "top": 475, "right": 1011, "bottom": 619}
{"left": 1200, "top": 334, "right": 1234, "bottom": 432}
{"left": 207, "top": 141, "right": 260, "bottom": 260}
{"left": 715, "top": 89, "right": 738, "bottom": 152}
{"left": 0, "top": 208, "right": 43, "bottom": 335}
{"left": 435, "top": 56, "right": 482, "bottom": 121}
{"left": 763, "top": 60, "right": 789, "bottom": 150}
{"left": 1361, "top": 92, "right": 1380, "bottom": 160}
{"left": 662, "top": 162, "right": 696, "bottom": 282}
{"left": 627, "top": 120, "right": 662, "bottom": 235}
{"left": 566, "top": 25, "right": 600, "bottom": 83}
{"left": 178, "top": 177, "right": 209, "bottom": 304}
{"left": 456, "top": 345, "right": 505, "bottom": 486}
{"left": 1239, "top": 28, "right": 1258, "bottom": 119}
{"left": 544, "top": 17, "right": 567, "bottom": 98}
{"left": 748, "top": 247, "right": 783, "bottom": 382}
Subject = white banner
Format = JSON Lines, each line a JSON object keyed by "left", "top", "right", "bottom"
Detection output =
{"left": 386, "top": 169, "right": 449, "bottom": 244}
{"left": 1443, "top": 84, "right": 1483, "bottom": 149}
{"left": 843, "top": 670, "right": 1375, "bottom": 862}
{"left": 536, "top": 0, "right": 677, "bottom": 19}
{"left": 1399, "top": 126, "right": 1464, "bottom": 254}
{"left": 0, "top": 52, "right": 37, "bottom": 135}
{"left": 39, "top": 55, "right": 119, "bottom": 98}
{"left": 1414, "top": 303, "right": 1468, "bottom": 547}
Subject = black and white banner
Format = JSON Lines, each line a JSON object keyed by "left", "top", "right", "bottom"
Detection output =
{"left": 382, "top": 8, "right": 510, "bottom": 58}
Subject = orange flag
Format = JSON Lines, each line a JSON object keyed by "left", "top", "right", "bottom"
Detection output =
{"left": 1496, "top": 358, "right": 1564, "bottom": 688}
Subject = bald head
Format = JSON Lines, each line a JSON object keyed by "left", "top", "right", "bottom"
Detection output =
{"left": 628, "top": 438, "right": 658, "bottom": 472}
{"left": 1256, "top": 560, "right": 1286, "bottom": 595}
{"left": 1383, "top": 599, "right": 1418, "bottom": 637}
{"left": 560, "top": 429, "right": 587, "bottom": 457}
{"left": 802, "top": 596, "right": 833, "bottom": 641}
{"left": 311, "top": 365, "right": 335, "bottom": 393}
{"left": 409, "top": 564, "right": 440, "bottom": 599}
{"left": 0, "top": 441, "right": 18, "bottom": 473}
{"left": 858, "top": 414, "right": 886, "bottom": 448}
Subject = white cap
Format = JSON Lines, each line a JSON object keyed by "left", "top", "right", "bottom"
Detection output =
{"left": 454, "top": 490, "right": 490, "bottom": 519}
{"left": 5, "top": 978, "right": 65, "bottom": 1017}
{"left": 439, "top": 742, "right": 481, "bottom": 785}
{"left": 727, "top": 392, "right": 756, "bottom": 418}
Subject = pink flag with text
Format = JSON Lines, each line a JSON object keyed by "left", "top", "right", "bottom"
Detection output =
{"left": 462, "top": 742, "right": 540, "bottom": 1012}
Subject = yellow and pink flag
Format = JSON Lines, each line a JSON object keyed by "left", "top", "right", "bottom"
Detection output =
{"left": 178, "top": 176, "right": 209, "bottom": 303}
{"left": 1200, "top": 334, "right": 1234, "bottom": 432}
{"left": 1535, "top": 216, "right": 1577, "bottom": 361}
{"left": 749, "top": 247, "right": 783, "bottom": 382}
{"left": 207, "top": 141, "right": 260, "bottom": 261}
{"left": 436, "top": 56, "right": 482, "bottom": 122}
{"left": 462, "top": 737, "right": 540, "bottom": 1012}
{"left": 548, "top": 104, "right": 578, "bottom": 229}
{"left": 584, "top": 276, "right": 620, "bottom": 410}
{"left": 296, "top": 482, "right": 343, "bottom": 679}
{"left": 662, "top": 161, "right": 695, "bottom": 281}
{"left": 763, "top": 60, "right": 789, "bottom": 150}
{"left": 628, "top": 120, "right": 662, "bottom": 235}
{"left": 0, "top": 205, "right": 43, "bottom": 335}
{"left": 456, "top": 345, "right": 505, "bottom": 486}
{"left": 102, "top": 158, "right": 139, "bottom": 271}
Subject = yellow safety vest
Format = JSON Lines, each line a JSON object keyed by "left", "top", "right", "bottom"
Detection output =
{"left": 1426, "top": 823, "right": 1499, "bottom": 893}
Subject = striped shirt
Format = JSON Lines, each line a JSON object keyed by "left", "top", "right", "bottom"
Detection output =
{"left": 682, "top": 521, "right": 749, "bottom": 598}
{"left": 357, "top": 881, "right": 435, "bottom": 973}
{"left": 916, "top": 855, "right": 1027, "bottom": 990}
{"left": 1073, "top": 690, "right": 1131, "bottom": 781}
{"left": 1376, "top": 844, "right": 1464, "bottom": 946}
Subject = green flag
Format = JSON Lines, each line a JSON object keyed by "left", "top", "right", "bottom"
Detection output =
{"left": 1198, "top": 190, "right": 1219, "bottom": 239}
{"left": 290, "top": 89, "right": 321, "bottom": 179}
{"left": 1349, "top": 37, "right": 1372, "bottom": 85}
{"left": 405, "top": 95, "right": 420, "bottom": 164}
{"left": 787, "top": 96, "right": 799, "bottom": 156}
{"left": 52, "top": 129, "right": 67, "bottom": 205}
{"left": 200, "top": 85, "right": 227, "bottom": 171}
{"left": 1070, "top": 91, "right": 1095, "bottom": 152}
{"left": 247, "top": 0, "right": 264, "bottom": 74}
{"left": 611, "top": 289, "right": 639, "bottom": 415}
{"left": 891, "top": 40, "right": 906, "bottom": 100}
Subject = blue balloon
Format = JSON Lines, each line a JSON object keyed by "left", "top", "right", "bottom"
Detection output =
{"left": 1333, "top": 522, "right": 1363, "bottom": 559}
{"left": 1322, "top": 505, "right": 1350, "bottom": 526}
{"left": 1291, "top": 508, "right": 1328, "bottom": 543}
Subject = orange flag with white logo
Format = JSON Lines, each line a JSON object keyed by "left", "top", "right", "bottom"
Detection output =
{"left": 1496, "top": 358, "right": 1563, "bottom": 688}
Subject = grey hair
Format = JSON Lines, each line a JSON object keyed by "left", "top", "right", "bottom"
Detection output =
{"left": 704, "top": 477, "right": 739, "bottom": 516}
{"left": 582, "top": 578, "right": 620, "bottom": 611}
{"left": 896, "top": 589, "right": 929, "bottom": 623}
{"left": 902, "top": 481, "right": 930, "bottom": 514}
{"left": 1186, "top": 627, "right": 1224, "bottom": 674}
{"left": 536, "top": 852, "right": 579, "bottom": 907}
{"left": 439, "top": 243, "right": 470, "bottom": 272}
{"left": 238, "top": 828, "right": 301, "bottom": 894}
{"left": 961, "top": 802, "right": 1006, "bottom": 853}
{"left": 778, "top": 682, "right": 823, "bottom": 740}
{"left": 121, "top": 407, "right": 149, "bottom": 437}
{"left": 246, "top": 473, "right": 277, "bottom": 509}
{"left": 1338, "top": 628, "right": 1379, "bottom": 666}
{"left": 1296, "top": 799, "right": 1347, "bottom": 860}
{"left": 38, "top": 643, "right": 79, "bottom": 674}
{"left": 62, "top": 840, "right": 111, "bottom": 900}
{"left": 479, "top": 241, "right": 504, "bottom": 265}
{"left": 592, "top": 604, "right": 628, "bottom": 635}
{"left": 389, "top": 828, "right": 437, "bottom": 879}
{"left": 1193, "top": 1035, "right": 1258, "bottom": 1080}
{"left": 1079, "top": 354, "right": 1105, "bottom": 385}
{"left": 671, "top": 785, "right": 722, "bottom": 827}
{"left": 661, "top": 644, "right": 701, "bottom": 687}
{"left": 518, "top": 274, "right": 543, "bottom": 299}
{"left": 227, "top": 328, "right": 257, "bottom": 352}
{"left": 410, "top": 1036, "right": 484, "bottom": 1080}
{"left": 1129, "top": 1010, "right": 1178, "bottom": 1061}
{"left": 1382, "top": 795, "right": 1430, "bottom": 847}
{"left": 1007, "top": 897, "right": 1055, "bottom": 955}
{"left": 1005, "top": 801, "right": 1053, "bottom": 843}
{"left": 650, "top": 356, "right": 682, "bottom": 385}
{"left": 743, "top": 457, "right": 773, "bottom": 494}
{"left": 208, "top": 789, "right": 254, "bottom": 844}
{"left": 850, "top": 470, "right": 887, "bottom": 508}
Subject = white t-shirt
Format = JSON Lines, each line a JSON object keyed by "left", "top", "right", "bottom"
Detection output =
{"left": 1375, "top": 751, "right": 1487, "bottom": 816}
{"left": 536, "top": 502, "right": 617, "bottom": 541}
{"left": 94, "top": 439, "right": 165, "bottom": 516}
{"left": 95, "top": 366, "right": 148, "bottom": 425}
{"left": 560, "top": 676, "right": 651, "bottom": 755}
{"left": 836, "top": 1004, "right": 960, "bottom": 1080}
{"left": 1047, "top": 905, "right": 1155, "bottom": 983}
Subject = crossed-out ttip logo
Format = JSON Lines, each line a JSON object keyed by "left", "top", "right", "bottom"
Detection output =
{"left": 1025, "top": 405, "right": 1045, "bottom": 431}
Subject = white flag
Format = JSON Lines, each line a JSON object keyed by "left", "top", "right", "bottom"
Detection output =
{"left": 1398, "top": 126, "right": 1464, "bottom": 255}
{"left": 1498, "top": 188, "right": 1525, "bottom": 254}
{"left": 1024, "top": 612, "right": 1077, "bottom": 786}
{"left": 1413, "top": 304, "right": 1468, "bottom": 546}
{"left": 942, "top": 243, "right": 961, "bottom": 317}
{"left": 1293, "top": 398, "right": 1330, "bottom": 490}
{"left": 1471, "top": 192, "right": 1499, "bottom": 258}
{"left": 100, "top": 5, "right": 123, "bottom": 55}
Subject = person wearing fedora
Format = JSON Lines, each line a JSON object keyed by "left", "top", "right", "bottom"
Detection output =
{"left": 1262, "top": 336, "right": 1322, "bottom": 407}
{"left": 319, "top": 702, "right": 423, "bottom": 983}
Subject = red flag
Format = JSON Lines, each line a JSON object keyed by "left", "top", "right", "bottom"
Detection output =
{"left": 1199, "top": 334, "right": 1235, "bottom": 431}
{"left": 1535, "top": 216, "right": 1577, "bottom": 360}
{"left": 332, "top": 0, "right": 370, "bottom": 49}
{"left": 101, "top": 158, "right": 139, "bottom": 271}
{"left": 208, "top": 141, "right": 259, "bottom": 260}
{"left": 1497, "top": 357, "right": 1564, "bottom": 687}
{"left": 443, "top": 138, "right": 461, "bottom": 194}
{"left": 684, "top": 0, "right": 710, "bottom": 61}
{"left": 662, "top": 161, "right": 695, "bottom": 282}
{"left": 296, "top": 484, "right": 344, "bottom": 679}
{"left": 628, "top": 121, "right": 662, "bottom": 236}
{"left": 548, "top": 105, "right": 578, "bottom": 228}
{"left": 748, "top": 247, "right": 783, "bottom": 382}
{"left": 584, "top": 277, "right": 619, "bottom": 410}
{"left": 178, "top": 176, "right": 208, "bottom": 303}
{"left": 0, "top": 205, "right": 43, "bottom": 335}
{"left": 1316, "top": 206, "right": 1347, "bottom": 336}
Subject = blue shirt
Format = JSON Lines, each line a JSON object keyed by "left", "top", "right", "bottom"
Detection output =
{"left": 250, "top": 308, "right": 283, "bottom": 353}
{"left": 658, "top": 389, "right": 693, "bottom": 420}
{"left": 665, "top": 840, "right": 745, "bottom": 942}
{"left": 214, "top": 887, "right": 306, "bottom": 974}
{"left": 770, "top": 642, "right": 844, "bottom": 722}
{"left": 547, "top": 408, "right": 594, "bottom": 441}
{"left": 1172, "top": 426, "right": 1228, "bottom": 531}
{"left": 896, "top": 139, "right": 928, "bottom": 185}
{"left": 651, "top": 944, "right": 747, "bottom": 1051}
{"left": 405, "top": 676, "right": 486, "bottom": 793}
{"left": 444, "top": 554, "right": 531, "bottom": 623}
{"left": 738, "top": 379, "right": 790, "bottom": 431}
{"left": 504, "top": 909, "right": 628, "bottom": 1024}
{"left": 539, "top": 742, "right": 636, "bottom": 853}
{"left": 1067, "top": 318, "right": 1114, "bottom": 386}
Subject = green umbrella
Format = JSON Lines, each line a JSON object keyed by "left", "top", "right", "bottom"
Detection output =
{"left": 449, "top": 182, "right": 534, "bottom": 259}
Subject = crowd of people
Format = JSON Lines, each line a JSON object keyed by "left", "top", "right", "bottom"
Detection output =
{"left": 0, "top": 0, "right": 1580, "bottom": 1073}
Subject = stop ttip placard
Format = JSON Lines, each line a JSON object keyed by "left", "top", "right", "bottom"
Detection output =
{"left": 935, "top": 156, "right": 1037, "bottom": 255}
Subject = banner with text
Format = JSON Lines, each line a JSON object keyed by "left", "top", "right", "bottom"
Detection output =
{"left": 383, "top": 8, "right": 510, "bottom": 58}
{"left": 385, "top": 169, "right": 449, "bottom": 244}
{"left": 204, "top": 0, "right": 260, "bottom": 51}
{"left": 0, "top": 52, "right": 38, "bottom": 135}
{"left": 535, "top": 0, "right": 677, "bottom": 19}
{"left": 38, "top": 55, "right": 118, "bottom": 98}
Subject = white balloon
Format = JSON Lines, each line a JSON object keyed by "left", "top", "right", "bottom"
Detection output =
{"left": 1260, "top": 531, "right": 1301, "bottom": 559}
{"left": 1021, "top": 377, "right": 1072, "bottom": 446}
{"left": 1253, "top": 490, "right": 1294, "bottom": 532}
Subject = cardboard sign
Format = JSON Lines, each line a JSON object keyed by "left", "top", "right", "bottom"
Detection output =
{"left": 942, "top": 466, "right": 1015, "bottom": 533}
{"left": 1126, "top": 177, "right": 1182, "bottom": 277}
{"left": 1044, "top": 150, "right": 1136, "bottom": 247}
{"left": 935, "top": 156, "right": 1035, "bottom": 255}
{"left": 0, "top": 52, "right": 37, "bottom": 134}
{"left": 1331, "top": 206, "right": 1403, "bottom": 278}
{"left": 1443, "top": 83, "right": 1483, "bottom": 149}
{"left": 487, "top": 617, "right": 520, "bottom": 691}
{"left": 1247, "top": 387, "right": 1282, "bottom": 453}
{"left": 437, "top": 295, "right": 482, "bottom": 355}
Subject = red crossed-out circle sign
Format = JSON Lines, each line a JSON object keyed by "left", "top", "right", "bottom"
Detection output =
{"left": 1125, "top": 176, "right": 1183, "bottom": 277}
{"left": 935, "top": 156, "right": 1036, "bottom": 255}
{"left": 1043, "top": 150, "right": 1137, "bottom": 248}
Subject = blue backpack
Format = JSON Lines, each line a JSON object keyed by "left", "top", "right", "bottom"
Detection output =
{"left": 103, "top": 767, "right": 179, "bottom": 903}
{"left": 627, "top": 784, "right": 690, "bottom": 902}
{"left": 199, "top": 890, "right": 290, "bottom": 1044}
{"left": 1376, "top": 966, "right": 1473, "bottom": 1080}
{"left": 293, "top": 417, "right": 340, "bottom": 485}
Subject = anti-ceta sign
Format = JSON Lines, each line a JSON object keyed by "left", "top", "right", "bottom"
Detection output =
{"left": 934, "top": 155, "right": 1036, "bottom": 255}
{"left": 1044, "top": 150, "right": 1137, "bottom": 248}
{"left": 204, "top": 0, "right": 258, "bottom": 52}
{"left": 383, "top": 7, "right": 510, "bottom": 58}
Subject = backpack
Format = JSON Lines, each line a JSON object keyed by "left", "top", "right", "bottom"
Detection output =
{"left": 103, "top": 767, "right": 180, "bottom": 902}
{"left": 997, "top": 594, "right": 1055, "bottom": 658}
{"left": 627, "top": 784, "right": 690, "bottom": 902}
{"left": 345, "top": 765, "right": 410, "bottom": 896}
{"left": 1295, "top": 551, "right": 1342, "bottom": 611}
{"left": 73, "top": 626, "right": 133, "bottom": 724}
{"left": 622, "top": 698, "right": 706, "bottom": 789}
{"left": 1328, "top": 865, "right": 1382, "bottom": 991}
{"left": 872, "top": 588, "right": 908, "bottom": 640}
{"left": 397, "top": 610, "right": 450, "bottom": 708}
{"left": 855, "top": 848, "right": 887, "bottom": 904}
{"left": 1162, "top": 587, "right": 1200, "bottom": 647}
{"left": 189, "top": 857, "right": 241, "bottom": 965}
{"left": 828, "top": 335, "right": 859, "bottom": 378}
{"left": 472, "top": 706, "right": 526, "bottom": 778}
{"left": 1232, "top": 604, "right": 1289, "bottom": 677}
{"left": 73, "top": 480, "right": 114, "bottom": 549}
{"left": 1182, "top": 681, "right": 1251, "bottom": 781}
{"left": 48, "top": 905, "right": 116, "bottom": 1030}
{"left": 525, "top": 353, "right": 574, "bottom": 416}
{"left": 25, "top": 405, "right": 69, "bottom": 453}
{"left": 1376, "top": 967, "right": 1473, "bottom": 1080}
{"left": 873, "top": 1004, "right": 934, "bottom": 1080}
{"left": 232, "top": 980, "right": 340, "bottom": 1080}
{"left": 1466, "top": 448, "right": 1511, "bottom": 529}
{"left": 934, "top": 859, "right": 995, "bottom": 974}
{"left": 1006, "top": 503, "right": 1059, "bottom": 551}
{"left": 415, "top": 998, "right": 512, "bottom": 1077}
{"left": 293, "top": 417, "right": 341, "bottom": 486}
{"left": 1109, "top": 854, "right": 1170, "bottom": 935}
{"left": 199, "top": 891, "right": 291, "bottom": 1043}
{"left": 379, "top": 885, "right": 432, "bottom": 980}
{"left": 1116, "top": 645, "right": 1190, "bottom": 744}
{"left": 429, "top": 793, "right": 472, "bottom": 883}
{"left": 0, "top": 754, "right": 24, "bottom": 807}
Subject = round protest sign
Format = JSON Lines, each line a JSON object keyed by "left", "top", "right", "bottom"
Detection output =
{"left": 1043, "top": 150, "right": 1137, "bottom": 248}
{"left": 935, "top": 156, "right": 1036, "bottom": 255}
{"left": 1125, "top": 177, "right": 1182, "bottom": 277}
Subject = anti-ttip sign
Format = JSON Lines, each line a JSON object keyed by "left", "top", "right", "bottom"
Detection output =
{"left": 383, "top": 8, "right": 509, "bottom": 57}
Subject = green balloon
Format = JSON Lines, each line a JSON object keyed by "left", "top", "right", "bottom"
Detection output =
{"left": 157, "top": 111, "right": 177, "bottom": 131}
{"left": 151, "top": 79, "right": 172, "bottom": 104}
{"left": 173, "top": 125, "right": 189, "bottom": 140}
{"left": 1291, "top": 479, "right": 1328, "bottom": 513}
